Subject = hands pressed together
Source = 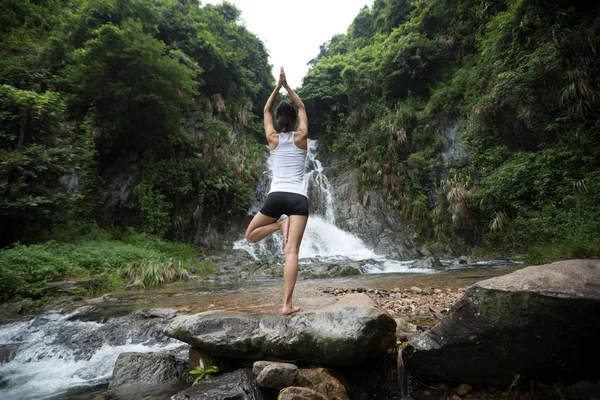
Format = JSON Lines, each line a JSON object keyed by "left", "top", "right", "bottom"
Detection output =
{"left": 278, "top": 67, "right": 289, "bottom": 89}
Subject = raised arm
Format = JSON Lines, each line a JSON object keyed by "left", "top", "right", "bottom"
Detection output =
{"left": 264, "top": 81, "right": 281, "bottom": 148}
{"left": 280, "top": 69, "right": 308, "bottom": 140}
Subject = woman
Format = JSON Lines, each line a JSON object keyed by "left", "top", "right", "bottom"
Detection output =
{"left": 245, "top": 67, "right": 308, "bottom": 316}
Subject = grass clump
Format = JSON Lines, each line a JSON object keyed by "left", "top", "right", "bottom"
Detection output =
{"left": 0, "top": 228, "right": 208, "bottom": 301}
{"left": 123, "top": 258, "right": 190, "bottom": 289}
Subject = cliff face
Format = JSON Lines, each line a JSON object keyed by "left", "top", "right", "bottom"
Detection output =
{"left": 93, "top": 98, "right": 259, "bottom": 250}
{"left": 329, "top": 165, "right": 418, "bottom": 259}
{"left": 322, "top": 123, "right": 471, "bottom": 258}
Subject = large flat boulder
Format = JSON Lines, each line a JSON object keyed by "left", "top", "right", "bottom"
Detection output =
{"left": 164, "top": 293, "right": 396, "bottom": 366}
{"left": 403, "top": 259, "right": 600, "bottom": 385}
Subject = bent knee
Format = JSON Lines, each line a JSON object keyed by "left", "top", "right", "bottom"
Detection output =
{"left": 245, "top": 229, "right": 257, "bottom": 243}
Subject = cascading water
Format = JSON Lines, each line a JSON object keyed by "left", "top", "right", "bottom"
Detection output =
{"left": 0, "top": 309, "right": 183, "bottom": 400}
{"left": 233, "top": 140, "right": 436, "bottom": 274}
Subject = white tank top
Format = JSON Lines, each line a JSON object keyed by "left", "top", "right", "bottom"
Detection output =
{"left": 268, "top": 131, "right": 307, "bottom": 197}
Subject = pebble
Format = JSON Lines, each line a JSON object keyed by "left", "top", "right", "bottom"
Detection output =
{"left": 457, "top": 383, "right": 473, "bottom": 396}
{"left": 321, "top": 285, "right": 464, "bottom": 327}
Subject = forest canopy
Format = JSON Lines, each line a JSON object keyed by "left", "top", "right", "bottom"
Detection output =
{"left": 0, "top": 0, "right": 274, "bottom": 247}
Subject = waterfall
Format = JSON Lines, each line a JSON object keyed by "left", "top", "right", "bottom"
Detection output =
{"left": 234, "top": 140, "right": 380, "bottom": 262}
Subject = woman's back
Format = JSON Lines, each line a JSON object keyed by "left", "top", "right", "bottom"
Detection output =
{"left": 269, "top": 131, "right": 307, "bottom": 196}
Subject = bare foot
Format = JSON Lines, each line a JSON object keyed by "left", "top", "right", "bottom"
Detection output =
{"left": 282, "top": 305, "right": 300, "bottom": 315}
{"left": 279, "top": 217, "right": 289, "bottom": 244}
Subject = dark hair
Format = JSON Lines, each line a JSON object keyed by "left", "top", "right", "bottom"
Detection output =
{"left": 276, "top": 101, "right": 297, "bottom": 132}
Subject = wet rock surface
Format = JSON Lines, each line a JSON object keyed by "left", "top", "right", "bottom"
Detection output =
{"left": 108, "top": 352, "right": 190, "bottom": 398}
{"left": 164, "top": 293, "right": 396, "bottom": 366}
{"left": 208, "top": 252, "right": 374, "bottom": 283}
{"left": 328, "top": 167, "right": 420, "bottom": 259}
{"left": 171, "top": 368, "right": 270, "bottom": 400}
{"left": 403, "top": 259, "right": 600, "bottom": 385}
{"left": 0, "top": 344, "right": 19, "bottom": 364}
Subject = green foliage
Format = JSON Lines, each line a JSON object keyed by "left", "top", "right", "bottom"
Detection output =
{"left": 190, "top": 358, "right": 218, "bottom": 385}
{"left": 0, "top": 0, "right": 274, "bottom": 247}
{"left": 505, "top": 373, "right": 521, "bottom": 400}
{"left": 63, "top": 18, "right": 199, "bottom": 144}
{"left": 0, "top": 228, "right": 201, "bottom": 301}
{"left": 0, "top": 85, "right": 93, "bottom": 242}
{"left": 122, "top": 258, "right": 189, "bottom": 289}
{"left": 301, "top": 0, "right": 600, "bottom": 252}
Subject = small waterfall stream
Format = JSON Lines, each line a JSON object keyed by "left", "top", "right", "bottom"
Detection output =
{"left": 234, "top": 140, "right": 436, "bottom": 274}
{"left": 0, "top": 309, "right": 183, "bottom": 400}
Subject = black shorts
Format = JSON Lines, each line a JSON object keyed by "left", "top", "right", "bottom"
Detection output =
{"left": 260, "top": 192, "right": 309, "bottom": 218}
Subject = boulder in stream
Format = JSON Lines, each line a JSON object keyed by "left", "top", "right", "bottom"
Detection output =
{"left": 404, "top": 259, "right": 600, "bottom": 385}
{"left": 108, "top": 352, "right": 190, "bottom": 399}
{"left": 164, "top": 293, "right": 396, "bottom": 366}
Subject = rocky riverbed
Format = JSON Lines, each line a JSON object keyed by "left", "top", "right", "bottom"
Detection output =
{"left": 320, "top": 285, "right": 465, "bottom": 339}
{"left": 2, "top": 261, "right": 599, "bottom": 400}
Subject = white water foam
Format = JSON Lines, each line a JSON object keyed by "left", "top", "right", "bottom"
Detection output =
{"left": 0, "top": 311, "right": 181, "bottom": 400}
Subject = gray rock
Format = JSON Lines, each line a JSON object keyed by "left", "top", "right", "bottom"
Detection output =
{"left": 165, "top": 294, "right": 396, "bottom": 366}
{"left": 256, "top": 362, "right": 298, "bottom": 388}
{"left": 414, "top": 257, "right": 443, "bottom": 270}
{"left": 441, "top": 124, "right": 468, "bottom": 166}
{"left": 252, "top": 360, "right": 272, "bottom": 376}
{"left": 404, "top": 259, "right": 600, "bottom": 385}
{"left": 0, "top": 344, "right": 19, "bottom": 364}
{"left": 300, "top": 263, "right": 362, "bottom": 279}
{"left": 278, "top": 386, "right": 327, "bottom": 400}
{"left": 46, "top": 278, "right": 106, "bottom": 293}
{"left": 132, "top": 308, "right": 176, "bottom": 320}
{"left": 108, "top": 352, "right": 190, "bottom": 398}
{"left": 171, "top": 368, "right": 269, "bottom": 400}
{"left": 328, "top": 167, "right": 419, "bottom": 259}
{"left": 418, "top": 246, "right": 432, "bottom": 257}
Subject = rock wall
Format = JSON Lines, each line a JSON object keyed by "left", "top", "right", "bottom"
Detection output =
{"left": 328, "top": 165, "right": 419, "bottom": 259}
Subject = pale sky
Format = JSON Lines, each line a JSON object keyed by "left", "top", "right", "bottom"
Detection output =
{"left": 205, "top": 0, "right": 372, "bottom": 89}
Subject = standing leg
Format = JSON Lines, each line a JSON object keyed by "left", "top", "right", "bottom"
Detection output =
{"left": 245, "top": 212, "right": 287, "bottom": 243}
{"left": 282, "top": 215, "right": 308, "bottom": 315}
